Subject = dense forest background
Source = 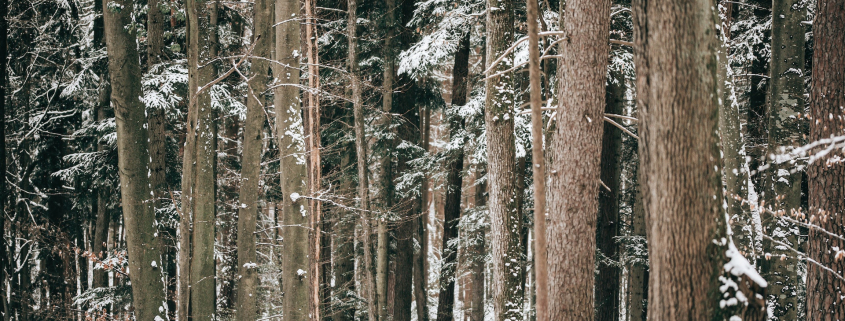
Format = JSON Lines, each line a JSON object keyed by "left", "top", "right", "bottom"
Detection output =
{"left": 1, "top": 0, "right": 843, "bottom": 320}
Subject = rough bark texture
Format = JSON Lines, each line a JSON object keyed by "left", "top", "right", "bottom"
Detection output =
{"left": 185, "top": 0, "right": 219, "bottom": 318}
{"left": 546, "top": 0, "right": 611, "bottom": 319}
{"left": 275, "top": 0, "right": 311, "bottom": 318}
{"left": 485, "top": 0, "right": 524, "bottom": 319}
{"left": 805, "top": 0, "right": 845, "bottom": 319}
{"left": 594, "top": 67, "right": 624, "bottom": 321}
{"left": 761, "top": 1, "right": 806, "bottom": 319}
{"left": 435, "top": 31, "right": 470, "bottom": 321}
{"left": 415, "top": 97, "right": 432, "bottom": 321}
{"left": 466, "top": 167, "right": 485, "bottom": 321}
{"left": 626, "top": 187, "right": 646, "bottom": 321}
{"left": 632, "top": 0, "right": 728, "bottom": 319}
{"left": 101, "top": 0, "right": 166, "bottom": 318}
{"left": 234, "top": 0, "right": 272, "bottom": 318}
{"left": 377, "top": 0, "right": 397, "bottom": 318}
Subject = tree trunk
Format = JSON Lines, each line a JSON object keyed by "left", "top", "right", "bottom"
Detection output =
{"left": 485, "top": 0, "right": 524, "bottom": 319}
{"left": 594, "top": 67, "right": 624, "bottom": 321}
{"left": 466, "top": 165, "right": 485, "bottom": 321}
{"left": 717, "top": 2, "right": 753, "bottom": 256}
{"left": 525, "top": 0, "right": 548, "bottom": 318}
{"left": 761, "top": 1, "right": 805, "bottom": 318}
{"left": 377, "top": 0, "right": 398, "bottom": 317}
{"left": 275, "top": 0, "right": 312, "bottom": 317}
{"left": 101, "top": 0, "right": 166, "bottom": 318}
{"left": 546, "top": 0, "right": 611, "bottom": 319}
{"left": 185, "top": 0, "right": 219, "bottom": 318}
{"left": 234, "top": 0, "right": 272, "bottom": 318}
{"left": 632, "top": 0, "right": 738, "bottom": 319}
{"left": 301, "top": 0, "right": 323, "bottom": 317}
{"left": 434, "top": 31, "right": 469, "bottom": 321}
{"left": 415, "top": 84, "right": 432, "bottom": 321}
{"left": 347, "top": 0, "right": 377, "bottom": 318}
{"left": 805, "top": 0, "right": 845, "bottom": 319}
{"left": 625, "top": 187, "right": 646, "bottom": 321}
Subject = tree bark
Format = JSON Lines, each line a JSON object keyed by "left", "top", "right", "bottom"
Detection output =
{"left": 435, "top": 31, "right": 470, "bottom": 321}
{"left": 415, "top": 80, "right": 432, "bottom": 321}
{"left": 275, "top": 0, "right": 312, "bottom": 318}
{"left": 761, "top": 1, "right": 805, "bottom": 318}
{"left": 805, "top": 0, "right": 845, "bottom": 319}
{"left": 101, "top": 0, "right": 166, "bottom": 318}
{"left": 594, "top": 67, "right": 624, "bottom": 321}
{"left": 347, "top": 0, "right": 377, "bottom": 318}
{"left": 525, "top": 0, "right": 548, "bottom": 319}
{"left": 625, "top": 187, "right": 646, "bottom": 321}
{"left": 184, "top": 0, "right": 219, "bottom": 318}
{"left": 546, "top": 0, "right": 611, "bottom": 318}
{"left": 632, "top": 0, "right": 735, "bottom": 319}
{"left": 234, "top": 0, "right": 272, "bottom": 318}
{"left": 485, "top": 0, "right": 524, "bottom": 319}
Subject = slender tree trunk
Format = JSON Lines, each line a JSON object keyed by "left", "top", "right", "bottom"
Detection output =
{"left": 717, "top": 2, "right": 754, "bottom": 256}
{"left": 546, "top": 0, "right": 611, "bottom": 318}
{"left": 466, "top": 165, "right": 485, "bottom": 321}
{"left": 0, "top": 0, "right": 5, "bottom": 314}
{"left": 185, "top": 0, "right": 219, "bottom": 318}
{"left": 435, "top": 31, "right": 470, "bottom": 321}
{"left": 485, "top": 0, "right": 524, "bottom": 319}
{"left": 300, "top": 0, "right": 324, "bottom": 317}
{"left": 415, "top": 89, "right": 432, "bottom": 321}
{"left": 347, "top": 0, "right": 377, "bottom": 318}
{"left": 594, "top": 67, "right": 624, "bottom": 321}
{"left": 376, "top": 0, "right": 398, "bottom": 317}
{"left": 761, "top": 1, "right": 805, "bottom": 318}
{"left": 805, "top": 0, "right": 845, "bottom": 319}
{"left": 145, "top": 0, "right": 177, "bottom": 315}
{"left": 101, "top": 0, "right": 166, "bottom": 318}
{"left": 525, "top": 0, "right": 547, "bottom": 319}
{"left": 275, "top": 0, "right": 312, "bottom": 317}
{"left": 632, "top": 0, "right": 745, "bottom": 319}
{"left": 625, "top": 187, "right": 646, "bottom": 321}
{"left": 334, "top": 151, "right": 356, "bottom": 321}
{"left": 234, "top": 0, "right": 272, "bottom": 318}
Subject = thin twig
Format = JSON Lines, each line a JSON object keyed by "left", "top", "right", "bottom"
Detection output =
{"left": 604, "top": 116, "right": 639, "bottom": 139}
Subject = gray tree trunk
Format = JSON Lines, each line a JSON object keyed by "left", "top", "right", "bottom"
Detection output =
{"left": 761, "top": 1, "right": 805, "bottom": 318}
{"left": 184, "top": 0, "right": 219, "bottom": 318}
{"left": 234, "top": 0, "right": 273, "bottom": 318}
{"left": 101, "top": 0, "right": 166, "bottom": 318}
{"left": 275, "top": 0, "right": 312, "bottom": 318}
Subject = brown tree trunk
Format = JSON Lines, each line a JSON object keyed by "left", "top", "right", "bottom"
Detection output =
{"left": 632, "top": 0, "right": 740, "bottom": 319}
{"left": 101, "top": 0, "right": 167, "bottom": 317}
{"left": 415, "top": 86, "right": 432, "bottom": 321}
{"left": 546, "top": 0, "right": 611, "bottom": 318}
{"left": 805, "top": 0, "right": 845, "bottom": 319}
{"left": 484, "top": 0, "right": 524, "bottom": 319}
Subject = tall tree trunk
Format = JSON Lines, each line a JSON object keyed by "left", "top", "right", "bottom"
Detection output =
{"left": 347, "top": 0, "right": 377, "bottom": 318}
{"left": 761, "top": 1, "right": 805, "bottom": 318}
{"left": 632, "top": 0, "right": 745, "bottom": 319}
{"left": 0, "top": 0, "right": 5, "bottom": 314}
{"left": 301, "top": 0, "right": 324, "bottom": 317}
{"left": 805, "top": 0, "right": 845, "bottom": 319}
{"left": 101, "top": 0, "right": 166, "bottom": 318}
{"left": 484, "top": 0, "right": 524, "bottom": 319}
{"left": 546, "top": 0, "right": 611, "bottom": 318}
{"left": 146, "top": 0, "right": 176, "bottom": 315}
{"left": 185, "top": 0, "right": 219, "bottom": 318}
{"left": 275, "top": 0, "right": 312, "bottom": 318}
{"left": 717, "top": 2, "right": 752, "bottom": 256}
{"left": 525, "top": 0, "right": 547, "bottom": 319}
{"left": 435, "top": 31, "right": 470, "bottom": 321}
{"left": 466, "top": 164, "right": 485, "bottom": 321}
{"left": 415, "top": 83, "right": 432, "bottom": 321}
{"left": 594, "top": 67, "right": 624, "bottom": 321}
{"left": 234, "top": 0, "right": 273, "bottom": 318}
{"left": 377, "top": 0, "right": 397, "bottom": 318}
